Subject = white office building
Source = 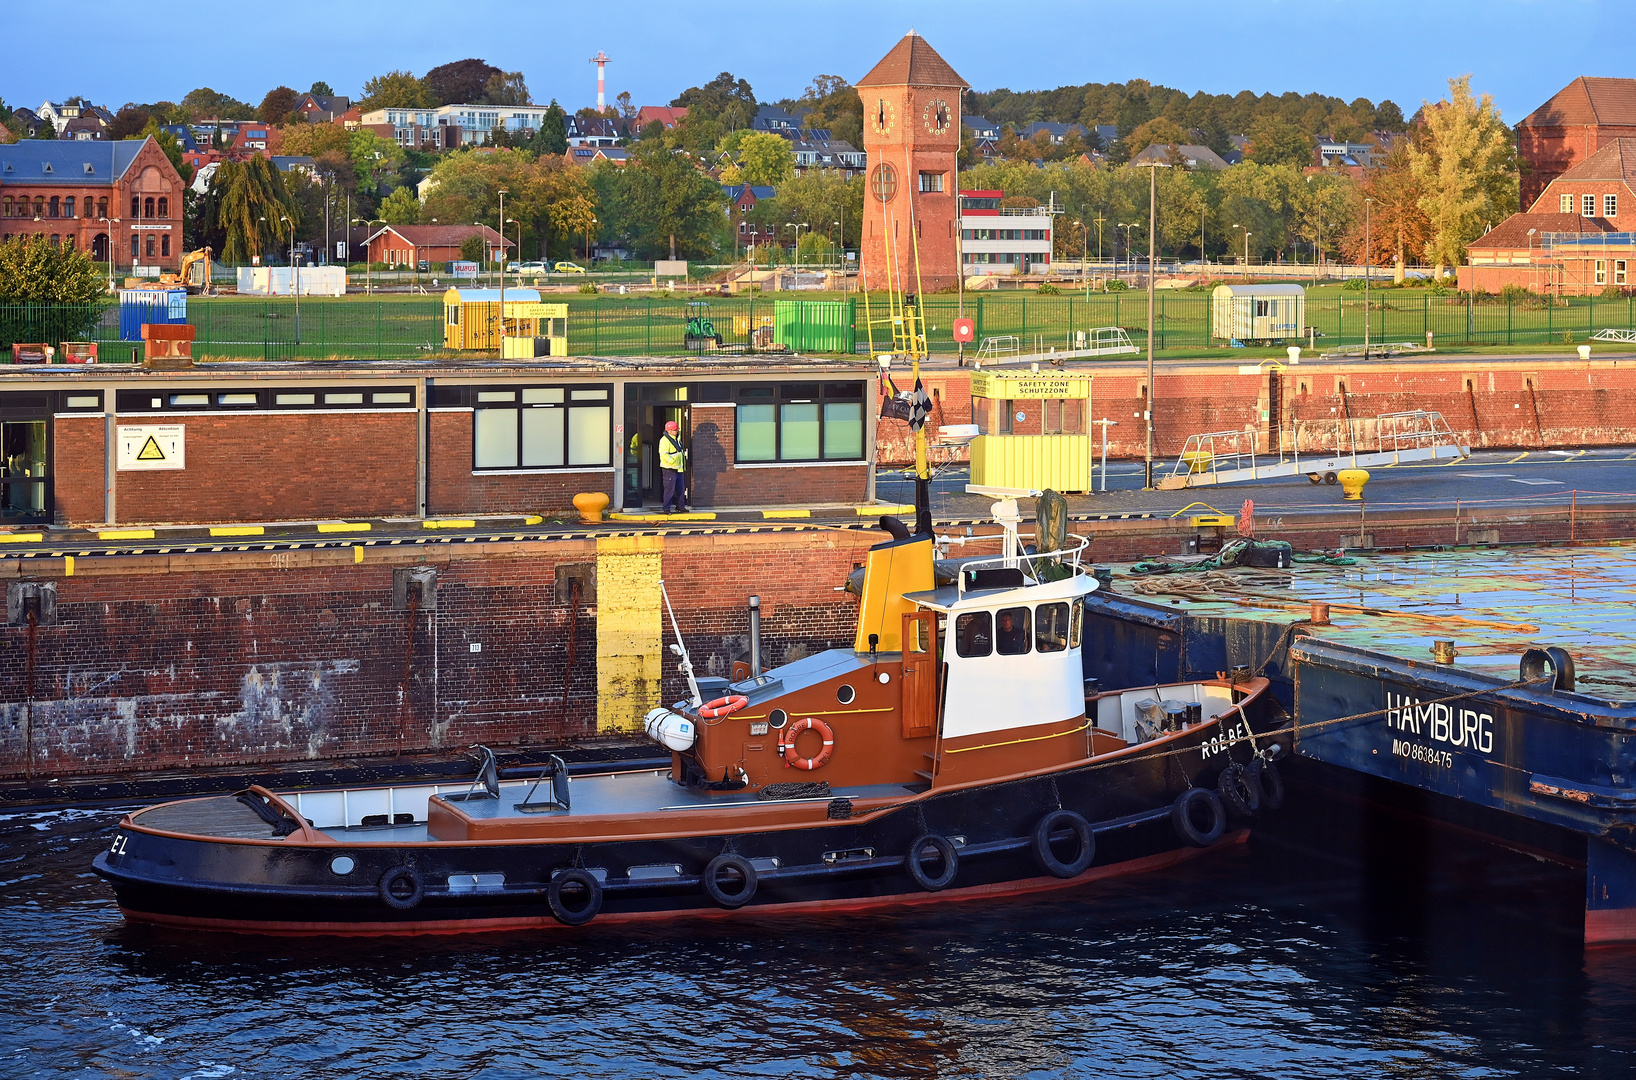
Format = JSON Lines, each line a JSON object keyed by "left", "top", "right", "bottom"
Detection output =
{"left": 959, "top": 190, "right": 1053, "bottom": 274}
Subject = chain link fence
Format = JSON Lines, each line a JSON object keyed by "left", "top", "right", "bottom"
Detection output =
{"left": 5, "top": 291, "right": 1636, "bottom": 360}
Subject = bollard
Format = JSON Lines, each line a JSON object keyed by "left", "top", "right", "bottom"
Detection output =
{"left": 1578, "top": 344, "right": 1592, "bottom": 361}
{"left": 1287, "top": 345, "right": 1301, "bottom": 364}
{"left": 1432, "top": 640, "right": 1458, "bottom": 664}
{"left": 1337, "top": 468, "right": 1370, "bottom": 500}
{"left": 572, "top": 492, "right": 610, "bottom": 524}
{"left": 1309, "top": 601, "right": 1330, "bottom": 625}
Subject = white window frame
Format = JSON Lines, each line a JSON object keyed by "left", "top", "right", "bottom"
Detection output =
{"left": 1596, "top": 259, "right": 1607, "bottom": 285}
{"left": 1607, "top": 193, "right": 1619, "bottom": 218}
{"left": 1561, "top": 193, "right": 1575, "bottom": 214}
{"left": 1584, "top": 194, "right": 1596, "bottom": 218}
{"left": 1617, "top": 260, "right": 1628, "bottom": 286}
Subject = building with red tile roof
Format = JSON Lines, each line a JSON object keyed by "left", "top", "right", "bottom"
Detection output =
{"left": 365, "top": 224, "right": 511, "bottom": 268}
{"left": 1516, "top": 77, "right": 1636, "bottom": 207}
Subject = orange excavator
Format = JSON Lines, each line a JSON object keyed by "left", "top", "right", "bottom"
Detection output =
{"left": 158, "top": 248, "right": 213, "bottom": 295}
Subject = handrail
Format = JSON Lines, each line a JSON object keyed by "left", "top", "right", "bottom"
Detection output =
{"left": 955, "top": 534, "right": 1091, "bottom": 594}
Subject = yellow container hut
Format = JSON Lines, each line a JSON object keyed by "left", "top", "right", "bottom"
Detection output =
{"left": 442, "top": 288, "right": 569, "bottom": 357}
{"left": 968, "top": 370, "right": 1096, "bottom": 493}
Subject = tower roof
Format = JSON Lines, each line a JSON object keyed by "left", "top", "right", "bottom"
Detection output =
{"left": 856, "top": 32, "right": 968, "bottom": 90}
{"left": 1551, "top": 136, "right": 1636, "bottom": 185}
{"left": 1519, "top": 77, "right": 1636, "bottom": 129}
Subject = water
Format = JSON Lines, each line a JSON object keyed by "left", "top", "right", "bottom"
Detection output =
{"left": 3, "top": 786, "right": 1635, "bottom": 1079}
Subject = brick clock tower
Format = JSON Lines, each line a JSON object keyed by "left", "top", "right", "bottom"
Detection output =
{"left": 857, "top": 32, "right": 968, "bottom": 294}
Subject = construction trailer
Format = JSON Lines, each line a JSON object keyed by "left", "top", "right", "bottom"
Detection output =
{"left": 1210, "top": 283, "right": 1305, "bottom": 343}
{"left": 967, "top": 369, "right": 1098, "bottom": 493}
{"left": 442, "top": 288, "right": 568, "bottom": 356}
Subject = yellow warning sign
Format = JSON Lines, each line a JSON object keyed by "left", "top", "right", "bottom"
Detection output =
{"left": 137, "top": 436, "right": 166, "bottom": 461}
{"left": 117, "top": 424, "right": 185, "bottom": 471}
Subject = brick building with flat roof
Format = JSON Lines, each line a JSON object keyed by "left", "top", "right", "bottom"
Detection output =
{"left": 0, "top": 137, "right": 187, "bottom": 272}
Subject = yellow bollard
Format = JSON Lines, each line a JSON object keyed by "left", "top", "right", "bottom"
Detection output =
{"left": 573, "top": 492, "right": 611, "bottom": 524}
{"left": 1180, "top": 450, "right": 1214, "bottom": 474}
{"left": 1337, "top": 468, "right": 1370, "bottom": 500}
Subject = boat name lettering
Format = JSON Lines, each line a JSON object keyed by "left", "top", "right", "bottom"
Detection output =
{"left": 1384, "top": 691, "right": 1492, "bottom": 754}
{"left": 1391, "top": 738, "right": 1453, "bottom": 769}
{"left": 1200, "top": 717, "right": 1249, "bottom": 759}
{"left": 108, "top": 834, "right": 128, "bottom": 857}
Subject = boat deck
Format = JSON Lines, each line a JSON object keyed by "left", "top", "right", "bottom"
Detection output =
{"left": 135, "top": 795, "right": 295, "bottom": 840}
{"left": 1113, "top": 545, "right": 1636, "bottom": 698}
{"left": 447, "top": 771, "right": 917, "bottom": 823}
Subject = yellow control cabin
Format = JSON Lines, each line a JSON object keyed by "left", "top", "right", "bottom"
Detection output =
{"left": 968, "top": 369, "right": 1096, "bottom": 493}
{"left": 443, "top": 288, "right": 568, "bottom": 357}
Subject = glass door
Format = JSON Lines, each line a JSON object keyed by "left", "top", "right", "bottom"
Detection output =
{"left": 0, "top": 421, "right": 47, "bottom": 521}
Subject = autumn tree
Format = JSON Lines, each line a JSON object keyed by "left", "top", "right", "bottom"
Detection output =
{"left": 1409, "top": 75, "right": 1518, "bottom": 278}
{"left": 258, "top": 86, "right": 300, "bottom": 125}
{"left": 483, "top": 71, "right": 531, "bottom": 106}
{"left": 425, "top": 59, "right": 501, "bottom": 106}
{"left": 358, "top": 71, "right": 435, "bottom": 112}
{"left": 199, "top": 156, "right": 300, "bottom": 264}
{"left": 591, "top": 143, "right": 727, "bottom": 260}
{"left": 1247, "top": 116, "right": 1313, "bottom": 167}
{"left": 421, "top": 148, "right": 596, "bottom": 260}
{"left": 1125, "top": 116, "right": 1188, "bottom": 157}
{"left": 1342, "top": 144, "right": 1431, "bottom": 280}
{"left": 0, "top": 237, "right": 108, "bottom": 349}
{"left": 180, "top": 88, "right": 255, "bottom": 120}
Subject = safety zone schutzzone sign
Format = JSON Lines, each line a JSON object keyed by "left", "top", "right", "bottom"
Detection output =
{"left": 117, "top": 425, "right": 185, "bottom": 471}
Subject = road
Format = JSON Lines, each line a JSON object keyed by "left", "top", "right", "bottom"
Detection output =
{"left": 875, "top": 448, "right": 1636, "bottom": 519}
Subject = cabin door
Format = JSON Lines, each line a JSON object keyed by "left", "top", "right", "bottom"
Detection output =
{"left": 900, "top": 611, "right": 938, "bottom": 738}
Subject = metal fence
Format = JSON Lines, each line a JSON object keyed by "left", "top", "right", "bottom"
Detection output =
{"left": 5, "top": 291, "right": 1636, "bottom": 360}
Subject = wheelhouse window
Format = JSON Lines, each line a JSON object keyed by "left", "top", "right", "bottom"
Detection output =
{"left": 467, "top": 385, "right": 612, "bottom": 470}
{"left": 734, "top": 382, "right": 865, "bottom": 463}
{"left": 1035, "top": 602, "right": 1070, "bottom": 653}
{"left": 955, "top": 612, "right": 992, "bottom": 657}
{"left": 995, "top": 606, "right": 1031, "bottom": 656}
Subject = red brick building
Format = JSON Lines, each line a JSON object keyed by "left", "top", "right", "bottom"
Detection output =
{"left": 1461, "top": 138, "right": 1636, "bottom": 295}
{"left": 1516, "top": 77, "right": 1636, "bottom": 208}
{"left": 366, "top": 224, "right": 512, "bottom": 268}
{"left": 0, "top": 137, "right": 187, "bottom": 271}
{"left": 857, "top": 32, "right": 968, "bottom": 292}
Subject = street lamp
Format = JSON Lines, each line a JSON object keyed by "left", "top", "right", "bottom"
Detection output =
{"left": 1363, "top": 196, "right": 1373, "bottom": 359}
{"left": 1117, "top": 223, "right": 1136, "bottom": 280}
{"left": 832, "top": 220, "right": 841, "bottom": 270}
{"left": 1074, "top": 220, "right": 1086, "bottom": 296}
{"left": 352, "top": 217, "right": 385, "bottom": 295}
{"left": 585, "top": 216, "right": 597, "bottom": 264}
{"left": 785, "top": 222, "right": 808, "bottom": 265}
{"left": 1134, "top": 160, "right": 1168, "bottom": 490}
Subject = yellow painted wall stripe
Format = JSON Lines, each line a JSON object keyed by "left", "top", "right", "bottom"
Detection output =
{"left": 354, "top": 546, "right": 365, "bottom": 563}
{"left": 209, "top": 526, "right": 265, "bottom": 537}
{"left": 0, "top": 533, "right": 44, "bottom": 543}
{"left": 424, "top": 519, "right": 476, "bottom": 529}
{"left": 318, "top": 522, "right": 371, "bottom": 533}
{"left": 99, "top": 529, "right": 155, "bottom": 540}
{"left": 596, "top": 534, "right": 664, "bottom": 733}
{"left": 609, "top": 511, "right": 716, "bottom": 522}
{"left": 762, "top": 509, "right": 811, "bottom": 518}
{"left": 856, "top": 504, "right": 915, "bottom": 516}
{"left": 63, "top": 555, "right": 74, "bottom": 576}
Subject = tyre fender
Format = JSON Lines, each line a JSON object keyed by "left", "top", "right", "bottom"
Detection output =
{"left": 904, "top": 833, "right": 959, "bottom": 891}
{"left": 377, "top": 866, "right": 425, "bottom": 911}
{"left": 1031, "top": 809, "right": 1095, "bottom": 878}
{"left": 1171, "top": 787, "right": 1226, "bottom": 848}
{"left": 548, "top": 868, "right": 604, "bottom": 927}
{"left": 701, "top": 853, "right": 758, "bottom": 909}
{"left": 1217, "top": 762, "right": 1261, "bottom": 818}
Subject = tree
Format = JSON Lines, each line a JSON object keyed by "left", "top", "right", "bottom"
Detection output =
{"left": 202, "top": 156, "right": 299, "bottom": 264}
{"left": 181, "top": 87, "right": 255, "bottom": 121}
{"left": 1125, "top": 116, "right": 1188, "bottom": 159}
{"left": 1409, "top": 75, "right": 1518, "bottom": 278}
{"left": 734, "top": 131, "right": 795, "bottom": 187}
{"left": 348, "top": 130, "right": 406, "bottom": 196}
{"left": 531, "top": 101, "right": 568, "bottom": 156}
{"left": 258, "top": 86, "right": 300, "bottom": 125}
{"left": 378, "top": 186, "right": 420, "bottom": 226}
{"left": 460, "top": 235, "right": 487, "bottom": 264}
{"left": 358, "top": 71, "right": 435, "bottom": 112}
{"left": 591, "top": 143, "right": 727, "bottom": 260}
{"left": 482, "top": 71, "right": 531, "bottom": 106}
{"left": 275, "top": 122, "right": 353, "bottom": 161}
{"left": 309, "top": 81, "right": 334, "bottom": 99}
{"left": 425, "top": 59, "right": 502, "bottom": 106}
{"left": 616, "top": 91, "right": 636, "bottom": 121}
{"left": 1341, "top": 145, "right": 1429, "bottom": 279}
{"left": 110, "top": 102, "right": 176, "bottom": 141}
{"left": 138, "top": 118, "right": 194, "bottom": 185}
{"left": 1247, "top": 116, "right": 1312, "bottom": 167}
{"left": 0, "top": 237, "right": 108, "bottom": 350}
{"left": 421, "top": 148, "right": 595, "bottom": 260}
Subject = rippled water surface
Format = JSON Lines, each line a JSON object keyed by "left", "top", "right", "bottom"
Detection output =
{"left": 4, "top": 788, "right": 1636, "bottom": 1079}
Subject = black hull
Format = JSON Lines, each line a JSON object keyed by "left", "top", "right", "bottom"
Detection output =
{"left": 94, "top": 709, "right": 1292, "bottom": 936}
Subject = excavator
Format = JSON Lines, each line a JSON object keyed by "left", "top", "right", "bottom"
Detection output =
{"left": 157, "top": 248, "right": 213, "bottom": 295}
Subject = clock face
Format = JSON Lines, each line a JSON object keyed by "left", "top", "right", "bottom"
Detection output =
{"left": 923, "top": 99, "right": 951, "bottom": 135}
{"left": 871, "top": 98, "right": 895, "bottom": 136}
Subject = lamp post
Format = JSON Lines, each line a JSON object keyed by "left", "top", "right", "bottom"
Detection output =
{"left": 1233, "top": 225, "right": 1251, "bottom": 280}
{"left": 496, "top": 189, "right": 508, "bottom": 347}
{"left": 1116, "top": 224, "right": 1133, "bottom": 281}
{"left": 351, "top": 217, "right": 385, "bottom": 295}
{"left": 1363, "top": 196, "right": 1372, "bottom": 359}
{"left": 1135, "top": 160, "right": 1167, "bottom": 489}
{"left": 833, "top": 219, "right": 841, "bottom": 271}
{"left": 785, "top": 222, "right": 808, "bottom": 265}
{"left": 585, "top": 216, "right": 596, "bottom": 264}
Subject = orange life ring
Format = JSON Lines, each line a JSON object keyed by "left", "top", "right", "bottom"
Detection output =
{"left": 779, "top": 717, "right": 835, "bottom": 771}
{"left": 697, "top": 695, "right": 749, "bottom": 719}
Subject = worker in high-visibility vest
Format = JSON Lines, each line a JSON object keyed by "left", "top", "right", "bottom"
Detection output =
{"left": 658, "top": 419, "right": 688, "bottom": 513}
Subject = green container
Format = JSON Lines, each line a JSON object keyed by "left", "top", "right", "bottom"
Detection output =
{"left": 773, "top": 299, "right": 855, "bottom": 354}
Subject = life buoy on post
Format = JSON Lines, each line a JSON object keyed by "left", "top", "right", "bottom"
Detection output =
{"left": 779, "top": 716, "right": 835, "bottom": 771}
{"left": 698, "top": 695, "right": 749, "bottom": 719}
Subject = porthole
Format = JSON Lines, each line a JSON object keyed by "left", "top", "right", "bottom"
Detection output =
{"left": 769, "top": 709, "right": 789, "bottom": 729}
{"left": 329, "top": 855, "right": 356, "bottom": 876}
{"left": 877, "top": 672, "right": 891, "bottom": 684}
{"left": 837, "top": 684, "right": 856, "bottom": 704}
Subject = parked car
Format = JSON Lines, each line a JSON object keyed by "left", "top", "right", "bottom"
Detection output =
{"left": 417, "top": 260, "right": 429, "bottom": 272}
{"left": 516, "top": 261, "right": 547, "bottom": 273}
{"left": 554, "top": 262, "right": 587, "bottom": 274}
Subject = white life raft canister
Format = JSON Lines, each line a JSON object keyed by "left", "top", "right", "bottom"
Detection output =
{"left": 644, "top": 708, "right": 697, "bottom": 752}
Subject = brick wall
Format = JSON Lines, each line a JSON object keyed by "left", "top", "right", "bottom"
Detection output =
{"left": 0, "top": 531, "right": 878, "bottom": 781}
{"left": 426, "top": 410, "right": 615, "bottom": 516}
{"left": 876, "top": 359, "right": 1636, "bottom": 463}
{"left": 113, "top": 413, "right": 419, "bottom": 524}
{"left": 53, "top": 415, "right": 104, "bottom": 526}
{"left": 689, "top": 403, "right": 868, "bottom": 507}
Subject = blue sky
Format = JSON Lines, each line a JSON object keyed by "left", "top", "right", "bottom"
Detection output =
{"left": 6, "top": 1, "right": 1635, "bottom": 123}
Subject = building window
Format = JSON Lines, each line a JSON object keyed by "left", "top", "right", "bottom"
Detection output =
{"left": 131, "top": 197, "right": 139, "bottom": 218}
{"left": 131, "top": 236, "right": 138, "bottom": 261}
{"left": 918, "top": 171, "right": 945, "bottom": 193}
{"left": 1618, "top": 260, "right": 1628, "bottom": 286}
{"left": 1584, "top": 194, "right": 1596, "bottom": 218}
{"left": 145, "top": 236, "right": 156, "bottom": 259}
{"left": 1596, "top": 260, "right": 1608, "bottom": 285}
{"left": 1561, "top": 194, "right": 1574, "bottom": 214}
{"left": 97, "top": 197, "right": 107, "bottom": 219}
{"left": 158, "top": 197, "right": 168, "bottom": 218}
{"left": 161, "top": 235, "right": 170, "bottom": 258}
{"left": 734, "top": 382, "right": 865, "bottom": 463}
{"left": 470, "top": 386, "right": 612, "bottom": 470}
{"left": 1607, "top": 194, "right": 1619, "bottom": 218}
{"left": 64, "top": 197, "right": 74, "bottom": 218}
{"left": 48, "top": 197, "right": 59, "bottom": 218}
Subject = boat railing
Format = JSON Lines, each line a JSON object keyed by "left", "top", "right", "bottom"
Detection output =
{"left": 955, "top": 533, "right": 1091, "bottom": 593}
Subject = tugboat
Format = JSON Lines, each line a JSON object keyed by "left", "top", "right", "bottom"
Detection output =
{"left": 94, "top": 323, "right": 1291, "bottom": 936}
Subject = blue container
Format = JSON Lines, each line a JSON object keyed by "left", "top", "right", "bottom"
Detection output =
{"left": 118, "top": 288, "right": 187, "bottom": 342}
